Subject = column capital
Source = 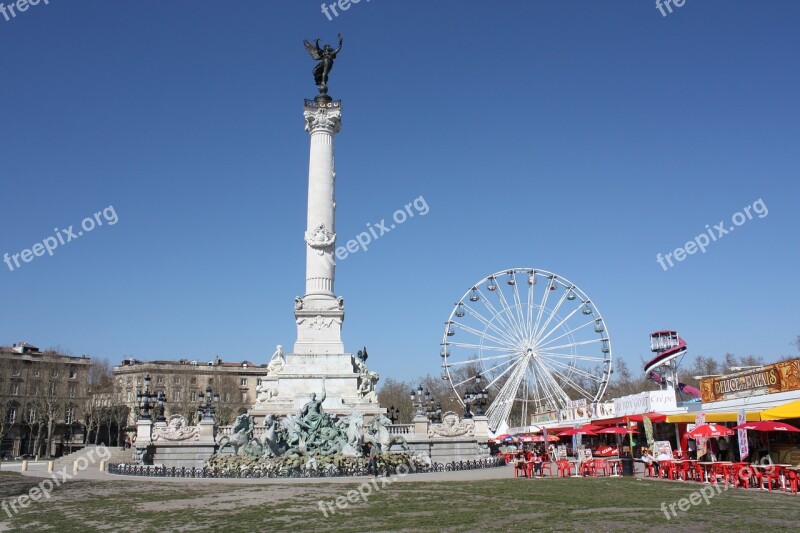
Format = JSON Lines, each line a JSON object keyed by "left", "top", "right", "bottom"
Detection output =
{"left": 304, "top": 100, "right": 342, "bottom": 135}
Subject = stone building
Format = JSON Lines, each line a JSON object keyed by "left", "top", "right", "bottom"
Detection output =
{"left": 0, "top": 342, "right": 91, "bottom": 458}
{"left": 113, "top": 357, "right": 271, "bottom": 426}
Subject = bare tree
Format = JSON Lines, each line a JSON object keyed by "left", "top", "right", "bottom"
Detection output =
{"left": 88, "top": 358, "right": 114, "bottom": 390}
{"left": 377, "top": 378, "right": 414, "bottom": 423}
{"left": 213, "top": 375, "right": 248, "bottom": 426}
{"left": 36, "top": 361, "right": 69, "bottom": 458}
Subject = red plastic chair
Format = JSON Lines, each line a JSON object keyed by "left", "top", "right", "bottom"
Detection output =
{"left": 540, "top": 461, "right": 553, "bottom": 477}
{"left": 556, "top": 460, "right": 571, "bottom": 477}
{"left": 674, "top": 462, "right": 690, "bottom": 481}
{"left": 756, "top": 466, "right": 783, "bottom": 492}
{"left": 785, "top": 469, "right": 799, "bottom": 494}
{"left": 594, "top": 460, "right": 609, "bottom": 477}
{"left": 580, "top": 460, "right": 595, "bottom": 477}
{"left": 710, "top": 463, "right": 730, "bottom": 486}
{"left": 730, "top": 463, "right": 752, "bottom": 489}
{"left": 659, "top": 461, "right": 676, "bottom": 480}
{"left": 693, "top": 462, "right": 706, "bottom": 483}
{"left": 514, "top": 460, "right": 530, "bottom": 478}
{"left": 643, "top": 461, "right": 656, "bottom": 477}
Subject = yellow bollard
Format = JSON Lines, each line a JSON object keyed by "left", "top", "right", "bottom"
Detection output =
{"left": 47, "top": 461, "right": 54, "bottom": 473}
{"left": 21, "top": 460, "right": 28, "bottom": 472}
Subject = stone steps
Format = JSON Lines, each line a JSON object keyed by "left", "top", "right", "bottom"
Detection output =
{"left": 52, "top": 445, "right": 133, "bottom": 469}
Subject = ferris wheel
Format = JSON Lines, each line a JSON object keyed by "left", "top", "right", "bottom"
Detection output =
{"left": 440, "top": 268, "right": 613, "bottom": 431}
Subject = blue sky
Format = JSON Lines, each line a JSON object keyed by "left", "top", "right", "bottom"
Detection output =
{"left": 2, "top": 1, "right": 798, "bottom": 385}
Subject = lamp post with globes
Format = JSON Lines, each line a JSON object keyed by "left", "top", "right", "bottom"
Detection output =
{"left": 388, "top": 405, "right": 401, "bottom": 424}
{"left": 410, "top": 385, "right": 429, "bottom": 418}
{"left": 473, "top": 375, "right": 488, "bottom": 417}
{"left": 426, "top": 402, "right": 443, "bottom": 423}
{"left": 136, "top": 374, "right": 166, "bottom": 421}
{"left": 197, "top": 386, "right": 220, "bottom": 422}
{"left": 464, "top": 374, "right": 489, "bottom": 419}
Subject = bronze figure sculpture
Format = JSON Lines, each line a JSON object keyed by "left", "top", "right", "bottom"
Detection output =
{"left": 304, "top": 33, "right": 343, "bottom": 95}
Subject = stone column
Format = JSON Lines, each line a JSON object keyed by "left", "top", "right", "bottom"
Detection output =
{"left": 413, "top": 414, "right": 430, "bottom": 437}
{"left": 197, "top": 418, "right": 216, "bottom": 442}
{"left": 294, "top": 97, "right": 345, "bottom": 355}
{"left": 135, "top": 418, "right": 152, "bottom": 447}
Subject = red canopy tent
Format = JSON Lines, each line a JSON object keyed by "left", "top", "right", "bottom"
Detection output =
{"left": 596, "top": 427, "right": 639, "bottom": 435}
{"left": 732, "top": 420, "right": 800, "bottom": 433}
{"left": 687, "top": 424, "right": 734, "bottom": 439}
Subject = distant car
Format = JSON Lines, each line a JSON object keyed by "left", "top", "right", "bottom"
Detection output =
{"left": 14, "top": 454, "right": 33, "bottom": 460}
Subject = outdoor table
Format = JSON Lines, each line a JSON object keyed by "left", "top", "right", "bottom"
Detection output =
{"left": 607, "top": 458, "right": 622, "bottom": 477}
{"left": 671, "top": 460, "right": 691, "bottom": 481}
{"left": 697, "top": 462, "right": 717, "bottom": 483}
{"left": 776, "top": 464, "right": 793, "bottom": 483}
{"left": 567, "top": 459, "right": 582, "bottom": 478}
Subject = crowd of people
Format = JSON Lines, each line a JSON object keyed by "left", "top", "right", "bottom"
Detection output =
{"left": 513, "top": 446, "right": 549, "bottom": 477}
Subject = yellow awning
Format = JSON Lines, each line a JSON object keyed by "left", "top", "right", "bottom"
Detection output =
{"left": 761, "top": 399, "right": 800, "bottom": 420}
{"left": 665, "top": 412, "right": 761, "bottom": 423}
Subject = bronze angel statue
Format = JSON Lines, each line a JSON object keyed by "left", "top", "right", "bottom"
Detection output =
{"left": 304, "top": 33, "right": 343, "bottom": 95}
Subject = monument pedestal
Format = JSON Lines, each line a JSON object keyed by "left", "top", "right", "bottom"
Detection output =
{"left": 249, "top": 351, "right": 384, "bottom": 420}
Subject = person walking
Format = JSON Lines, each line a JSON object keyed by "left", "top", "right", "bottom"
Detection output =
{"left": 367, "top": 443, "right": 378, "bottom": 476}
{"left": 717, "top": 437, "right": 729, "bottom": 461}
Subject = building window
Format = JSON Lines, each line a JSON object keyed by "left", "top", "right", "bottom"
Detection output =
{"left": 190, "top": 391, "right": 197, "bottom": 402}
{"left": 27, "top": 407, "right": 36, "bottom": 422}
{"left": 11, "top": 383, "right": 19, "bottom": 396}
{"left": 256, "top": 378, "right": 262, "bottom": 386}
{"left": 225, "top": 393, "right": 231, "bottom": 402}
{"left": 11, "top": 368, "right": 20, "bottom": 377}
{"left": 240, "top": 378, "right": 247, "bottom": 386}
{"left": 68, "top": 384, "right": 76, "bottom": 398}
{"left": 65, "top": 406, "right": 76, "bottom": 425}
{"left": 156, "top": 376, "right": 164, "bottom": 384}
{"left": 127, "top": 391, "right": 132, "bottom": 403}
{"left": 50, "top": 369, "right": 59, "bottom": 378}
{"left": 49, "top": 382, "right": 57, "bottom": 395}
{"left": 174, "top": 391, "right": 182, "bottom": 402}
{"left": 173, "top": 377, "right": 180, "bottom": 385}
{"left": 33, "top": 368, "right": 40, "bottom": 377}
{"left": 7, "top": 407, "right": 17, "bottom": 424}
{"left": 241, "top": 392, "right": 247, "bottom": 402}
{"left": 69, "top": 370, "right": 77, "bottom": 379}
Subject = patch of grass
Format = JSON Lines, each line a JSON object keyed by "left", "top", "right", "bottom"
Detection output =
{"left": 1, "top": 474, "right": 799, "bottom": 532}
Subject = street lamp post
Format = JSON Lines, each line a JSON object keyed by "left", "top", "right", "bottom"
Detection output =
{"left": 474, "top": 375, "right": 488, "bottom": 417}
{"left": 388, "top": 405, "right": 400, "bottom": 424}
{"left": 410, "top": 385, "right": 427, "bottom": 418}
{"left": 136, "top": 374, "right": 164, "bottom": 421}
{"left": 197, "top": 386, "right": 220, "bottom": 422}
{"left": 426, "top": 402, "right": 443, "bottom": 423}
